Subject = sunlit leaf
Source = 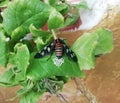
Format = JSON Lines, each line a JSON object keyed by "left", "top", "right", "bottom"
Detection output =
{"left": 53, "top": 3, "right": 70, "bottom": 15}
{"left": 72, "top": 32, "right": 98, "bottom": 70}
{"left": 64, "top": 14, "right": 79, "bottom": 26}
{"left": 27, "top": 53, "right": 85, "bottom": 81}
{"left": 20, "top": 90, "right": 44, "bottom": 103}
{"left": 72, "top": 28, "right": 113, "bottom": 70}
{"left": 94, "top": 28, "right": 114, "bottom": 55}
{"left": 0, "top": 0, "right": 9, "bottom": 7}
{"left": 0, "top": 24, "right": 8, "bottom": 67}
{"left": 0, "top": 68, "right": 18, "bottom": 87}
{"left": 29, "top": 24, "right": 53, "bottom": 50}
{"left": 9, "top": 43, "right": 30, "bottom": 81}
{"left": 48, "top": 0, "right": 57, "bottom": 5}
{"left": 48, "top": 9, "right": 64, "bottom": 29}
{"left": 2, "top": 0, "right": 52, "bottom": 40}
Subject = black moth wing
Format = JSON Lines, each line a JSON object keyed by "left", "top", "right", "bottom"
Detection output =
{"left": 34, "top": 41, "right": 55, "bottom": 58}
{"left": 61, "top": 41, "right": 78, "bottom": 62}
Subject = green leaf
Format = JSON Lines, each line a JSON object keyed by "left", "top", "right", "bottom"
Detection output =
{"left": 20, "top": 90, "right": 44, "bottom": 103}
{"left": 0, "top": 24, "right": 8, "bottom": 67}
{"left": 0, "top": 68, "right": 17, "bottom": 87}
{"left": 29, "top": 24, "right": 51, "bottom": 37}
{"left": 53, "top": 3, "right": 70, "bottom": 15}
{"left": 0, "top": 0, "right": 9, "bottom": 7}
{"left": 17, "top": 80, "right": 34, "bottom": 96}
{"left": 94, "top": 28, "right": 114, "bottom": 55}
{"left": 60, "top": 5, "right": 70, "bottom": 15}
{"left": 48, "top": 9, "right": 64, "bottom": 29}
{"left": 56, "top": 76, "right": 70, "bottom": 84}
{"left": 64, "top": 14, "right": 79, "bottom": 26}
{"left": 54, "top": 4, "right": 68, "bottom": 12}
{"left": 27, "top": 53, "right": 85, "bottom": 81}
{"left": 2, "top": 0, "right": 52, "bottom": 40}
{"left": 34, "top": 36, "right": 53, "bottom": 51}
{"left": 9, "top": 43, "right": 30, "bottom": 81}
{"left": 14, "top": 43, "right": 30, "bottom": 81}
{"left": 29, "top": 24, "right": 53, "bottom": 50}
{"left": 48, "top": 0, "right": 57, "bottom": 5}
{"left": 72, "top": 32, "right": 99, "bottom": 70}
{"left": 11, "top": 27, "right": 27, "bottom": 41}
{"left": 72, "top": 28, "right": 113, "bottom": 70}
{"left": 22, "top": 40, "right": 34, "bottom": 53}
{"left": 76, "top": 0, "right": 89, "bottom": 9}
{"left": 51, "top": 79, "right": 65, "bottom": 90}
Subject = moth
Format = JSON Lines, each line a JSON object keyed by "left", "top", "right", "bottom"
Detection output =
{"left": 34, "top": 38, "right": 77, "bottom": 62}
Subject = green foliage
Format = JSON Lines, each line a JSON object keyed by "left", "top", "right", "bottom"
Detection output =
{"left": 0, "top": 0, "right": 9, "bottom": 7}
{"left": 0, "top": 69, "right": 17, "bottom": 87}
{"left": 53, "top": 3, "right": 70, "bottom": 15}
{"left": 64, "top": 14, "right": 79, "bottom": 26}
{"left": 2, "top": 0, "right": 52, "bottom": 39}
{"left": 48, "top": 0, "right": 57, "bottom": 5}
{"left": 72, "top": 32, "right": 98, "bottom": 70}
{"left": 72, "top": 28, "right": 114, "bottom": 70}
{"left": 20, "top": 90, "right": 45, "bottom": 103}
{"left": 9, "top": 43, "right": 30, "bottom": 81}
{"left": 0, "top": 0, "right": 114, "bottom": 103}
{"left": 48, "top": 9, "right": 64, "bottom": 29}
{"left": 0, "top": 24, "right": 8, "bottom": 67}
{"left": 94, "top": 28, "right": 113, "bottom": 55}
{"left": 27, "top": 53, "right": 85, "bottom": 81}
{"left": 29, "top": 24, "right": 53, "bottom": 50}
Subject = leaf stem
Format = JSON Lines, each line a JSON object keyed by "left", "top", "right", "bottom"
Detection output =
{"left": 51, "top": 29, "right": 57, "bottom": 40}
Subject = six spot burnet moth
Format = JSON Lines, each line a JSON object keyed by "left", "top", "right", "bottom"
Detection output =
{"left": 34, "top": 38, "right": 77, "bottom": 67}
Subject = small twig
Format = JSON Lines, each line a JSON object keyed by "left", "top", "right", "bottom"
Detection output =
{"left": 44, "top": 78, "right": 68, "bottom": 103}
{"left": 51, "top": 29, "right": 58, "bottom": 40}
{"left": 73, "top": 78, "right": 99, "bottom": 103}
{"left": 57, "top": 93, "right": 68, "bottom": 103}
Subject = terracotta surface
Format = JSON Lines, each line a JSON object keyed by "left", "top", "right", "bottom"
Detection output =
{"left": 0, "top": 5, "right": 120, "bottom": 103}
